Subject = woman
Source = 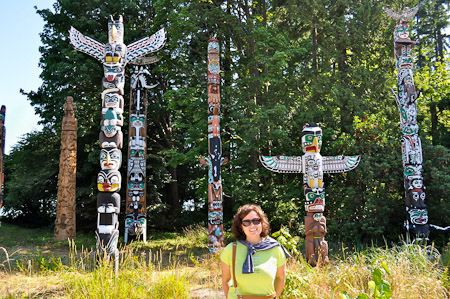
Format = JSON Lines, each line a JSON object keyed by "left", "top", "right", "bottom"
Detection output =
{"left": 220, "top": 204, "right": 289, "bottom": 299}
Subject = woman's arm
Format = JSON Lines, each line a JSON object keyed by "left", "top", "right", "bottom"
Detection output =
{"left": 274, "top": 264, "right": 286, "bottom": 298}
{"left": 221, "top": 261, "right": 231, "bottom": 298}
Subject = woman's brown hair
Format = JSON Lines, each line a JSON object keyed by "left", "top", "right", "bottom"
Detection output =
{"left": 231, "top": 204, "right": 270, "bottom": 240}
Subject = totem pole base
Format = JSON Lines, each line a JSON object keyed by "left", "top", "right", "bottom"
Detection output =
{"left": 305, "top": 213, "right": 329, "bottom": 267}
{"left": 124, "top": 215, "right": 147, "bottom": 243}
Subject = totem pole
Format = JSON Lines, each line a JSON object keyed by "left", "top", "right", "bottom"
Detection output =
{"left": 124, "top": 62, "right": 158, "bottom": 243}
{"left": 384, "top": 6, "right": 432, "bottom": 241}
{"left": 54, "top": 97, "right": 77, "bottom": 241}
{"left": 0, "top": 105, "right": 5, "bottom": 217}
{"left": 69, "top": 16, "right": 166, "bottom": 262}
{"left": 200, "top": 39, "right": 228, "bottom": 253}
{"left": 260, "top": 123, "right": 360, "bottom": 266}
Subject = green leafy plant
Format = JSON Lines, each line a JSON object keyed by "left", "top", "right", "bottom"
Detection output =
{"left": 342, "top": 265, "right": 391, "bottom": 299}
{"left": 272, "top": 226, "right": 299, "bottom": 256}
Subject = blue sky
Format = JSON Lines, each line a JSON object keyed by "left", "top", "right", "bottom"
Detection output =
{"left": 0, "top": 1, "right": 55, "bottom": 154}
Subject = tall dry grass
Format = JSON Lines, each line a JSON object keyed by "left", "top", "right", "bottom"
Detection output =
{"left": 1, "top": 229, "right": 449, "bottom": 298}
{"left": 281, "top": 244, "right": 450, "bottom": 299}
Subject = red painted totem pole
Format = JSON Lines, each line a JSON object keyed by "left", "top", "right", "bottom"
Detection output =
{"left": 200, "top": 39, "right": 228, "bottom": 253}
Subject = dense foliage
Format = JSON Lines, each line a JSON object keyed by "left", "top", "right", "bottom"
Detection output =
{"left": 2, "top": 0, "right": 450, "bottom": 247}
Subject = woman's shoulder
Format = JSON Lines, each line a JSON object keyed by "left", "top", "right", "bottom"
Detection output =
{"left": 220, "top": 242, "right": 237, "bottom": 264}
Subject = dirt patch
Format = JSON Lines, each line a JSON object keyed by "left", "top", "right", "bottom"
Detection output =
{"left": 191, "top": 287, "right": 226, "bottom": 299}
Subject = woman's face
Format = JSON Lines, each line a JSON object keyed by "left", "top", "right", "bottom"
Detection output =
{"left": 241, "top": 210, "right": 262, "bottom": 239}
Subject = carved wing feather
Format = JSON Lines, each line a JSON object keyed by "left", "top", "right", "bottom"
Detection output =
{"left": 383, "top": 7, "right": 404, "bottom": 20}
{"left": 126, "top": 28, "right": 167, "bottom": 63}
{"left": 384, "top": 5, "right": 419, "bottom": 21}
{"left": 69, "top": 27, "right": 105, "bottom": 62}
{"left": 259, "top": 156, "right": 303, "bottom": 173}
{"left": 322, "top": 155, "right": 361, "bottom": 173}
{"left": 404, "top": 5, "right": 419, "bottom": 20}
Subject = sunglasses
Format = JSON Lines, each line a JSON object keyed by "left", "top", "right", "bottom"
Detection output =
{"left": 242, "top": 218, "right": 262, "bottom": 227}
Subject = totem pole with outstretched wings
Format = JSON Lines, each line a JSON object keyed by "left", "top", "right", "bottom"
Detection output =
{"left": 69, "top": 16, "right": 166, "bottom": 271}
{"left": 260, "top": 123, "right": 360, "bottom": 266}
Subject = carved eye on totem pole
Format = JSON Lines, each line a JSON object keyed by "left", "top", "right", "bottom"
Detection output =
{"left": 401, "top": 123, "right": 419, "bottom": 136}
{"left": 128, "top": 181, "right": 145, "bottom": 190}
{"left": 97, "top": 170, "right": 121, "bottom": 192}
{"left": 404, "top": 165, "right": 422, "bottom": 177}
{"left": 407, "top": 190, "right": 426, "bottom": 207}
{"left": 130, "top": 149, "right": 145, "bottom": 158}
{"left": 100, "top": 148, "right": 122, "bottom": 170}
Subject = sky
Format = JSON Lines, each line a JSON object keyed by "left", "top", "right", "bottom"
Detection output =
{"left": 0, "top": 1, "right": 55, "bottom": 154}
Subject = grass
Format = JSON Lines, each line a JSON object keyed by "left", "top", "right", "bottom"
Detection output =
{"left": 0, "top": 223, "right": 450, "bottom": 298}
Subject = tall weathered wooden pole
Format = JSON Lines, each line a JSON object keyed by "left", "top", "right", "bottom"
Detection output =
{"left": 54, "top": 97, "right": 77, "bottom": 241}
{"left": 200, "top": 39, "right": 228, "bottom": 253}
{"left": 69, "top": 16, "right": 166, "bottom": 267}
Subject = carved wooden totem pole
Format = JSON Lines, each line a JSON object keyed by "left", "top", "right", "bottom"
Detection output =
{"left": 54, "top": 97, "right": 77, "bottom": 241}
{"left": 260, "top": 123, "right": 360, "bottom": 265}
{"left": 69, "top": 16, "right": 166, "bottom": 264}
{"left": 384, "top": 6, "right": 431, "bottom": 242}
{"left": 200, "top": 39, "right": 228, "bottom": 253}
{"left": 124, "top": 63, "right": 158, "bottom": 243}
{"left": 0, "top": 105, "right": 5, "bottom": 214}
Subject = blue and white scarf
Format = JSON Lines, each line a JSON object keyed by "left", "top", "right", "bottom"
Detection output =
{"left": 238, "top": 237, "right": 291, "bottom": 274}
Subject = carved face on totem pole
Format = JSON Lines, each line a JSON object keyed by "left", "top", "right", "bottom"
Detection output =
{"left": 208, "top": 210, "right": 223, "bottom": 225}
{"left": 304, "top": 187, "right": 325, "bottom": 212}
{"left": 102, "top": 90, "right": 124, "bottom": 113}
{"left": 401, "top": 123, "right": 419, "bottom": 136}
{"left": 394, "top": 22, "right": 410, "bottom": 40}
{"left": 108, "top": 15, "right": 124, "bottom": 44}
{"left": 404, "top": 165, "right": 422, "bottom": 177}
{"left": 100, "top": 148, "right": 122, "bottom": 171}
{"left": 208, "top": 40, "right": 219, "bottom": 54}
{"left": 130, "top": 114, "right": 145, "bottom": 128}
{"left": 302, "top": 123, "right": 322, "bottom": 153}
{"left": 101, "top": 108, "right": 123, "bottom": 137}
{"left": 97, "top": 170, "right": 121, "bottom": 192}
{"left": 103, "top": 66, "right": 125, "bottom": 92}
{"left": 407, "top": 208, "right": 428, "bottom": 225}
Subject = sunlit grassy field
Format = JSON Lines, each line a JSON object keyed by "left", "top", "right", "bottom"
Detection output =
{"left": 1, "top": 222, "right": 449, "bottom": 298}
